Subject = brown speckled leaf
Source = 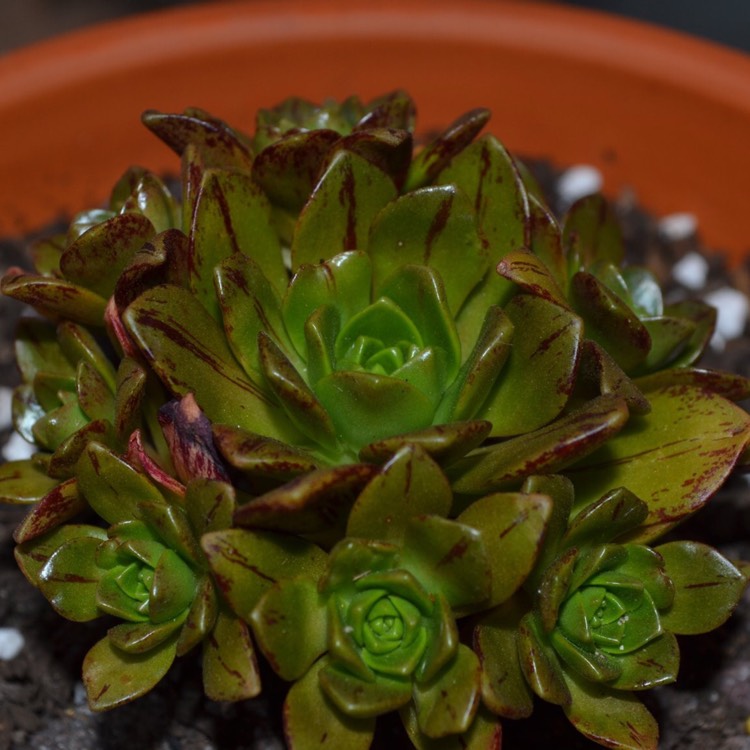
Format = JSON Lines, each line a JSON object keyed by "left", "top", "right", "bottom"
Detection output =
{"left": 449, "top": 394, "right": 629, "bottom": 495}
{"left": 567, "top": 385, "right": 750, "bottom": 541}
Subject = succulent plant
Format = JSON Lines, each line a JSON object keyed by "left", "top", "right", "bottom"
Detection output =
{"left": 1, "top": 91, "right": 749, "bottom": 750}
{"left": 202, "top": 443, "right": 551, "bottom": 747}
{"left": 13, "top": 396, "right": 259, "bottom": 708}
{"left": 474, "top": 474, "right": 746, "bottom": 749}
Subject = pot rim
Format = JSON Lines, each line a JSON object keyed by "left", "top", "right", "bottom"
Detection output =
{"left": 1, "top": 0, "right": 749, "bottom": 258}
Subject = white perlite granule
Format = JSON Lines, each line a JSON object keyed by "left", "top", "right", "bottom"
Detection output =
{"left": 0, "top": 386, "right": 12, "bottom": 431}
{"left": 658, "top": 212, "right": 698, "bottom": 241}
{"left": 704, "top": 286, "right": 749, "bottom": 350}
{"left": 0, "top": 627, "right": 25, "bottom": 661}
{"left": 557, "top": 165, "right": 603, "bottom": 208}
{"left": 672, "top": 251, "right": 710, "bottom": 290}
{"left": 2, "top": 430, "right": 35, "bottom": 462}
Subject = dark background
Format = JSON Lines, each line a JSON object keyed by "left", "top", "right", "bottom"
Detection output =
{"left": 1, "top": 0, "right": 749, "bottom": 56}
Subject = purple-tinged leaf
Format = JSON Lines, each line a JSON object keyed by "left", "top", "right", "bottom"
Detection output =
{"left": 158, "top": 394, "right": 230, "bottom": 484}
{"left": 126, "top": 430, "right": 185, "bottom": 498}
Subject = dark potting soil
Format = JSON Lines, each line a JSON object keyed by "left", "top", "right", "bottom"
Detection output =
{"left": 2, "top": 167, "right": 750, "bottom": 749}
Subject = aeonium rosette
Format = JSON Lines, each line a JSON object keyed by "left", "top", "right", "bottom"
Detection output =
{"left": 202, "top": 442, "right": 552, "bottom": 748}
{"left": 12, "top": 397, "right": 260, "bottom": 710}
{"left": 473, "top": 475, "right": 747, "bottom": 750}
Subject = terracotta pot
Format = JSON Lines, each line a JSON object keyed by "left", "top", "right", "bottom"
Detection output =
{"left": 1, "top": 0, "right": 750, "bottom": 261}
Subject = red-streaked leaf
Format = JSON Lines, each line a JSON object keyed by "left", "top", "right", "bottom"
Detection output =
{"left": 346, "top": 444, "right": 452, "bottom": 543}
{"left": 201, "top": 528, "right": 327, "bottom": 620}
{"left": 0, "top": 459, "right": 59, "bottom": 505}
{"left": 292, "top": 149, "right": 397, "bottom": 270}
{"left": 123, "top": 284, "right": 298, "bottom": 443}
{"left": 1, "top": 268, "right": 107, "bottom": 326}
{"left": 450, "top": 394, "right": 629, "bottom": 495}
{"left": 567, "top": 386, "right": 750, "bottom": 540}
{"left": 562, "top": 670, "right": 658, "bottom": 750}
{"left": 83, "top": 633, "right": 178, "bottom": 711}
{"left": 233, "top": 464, "right": 378, "bottom": 548}
{"left": 656, "top": 541, "right": 747, "bottom": 635}
{"left": 13, "top": 477, "right": 85, "bottom": 543}
{"left": 458, "top": 492, "right": 551, "bottom": 609}
{"left": 202, "top": 605, "right": 261, "bottom": 701}
{"left": 60, "top": 213, "right": 156, "bottom": 299}
{"left": 479, "top": 295, "right": 582, "bottom": 437}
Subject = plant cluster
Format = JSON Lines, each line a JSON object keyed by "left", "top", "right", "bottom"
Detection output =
{"left": 2, "top": 91, "right": 749, "bottom": 749}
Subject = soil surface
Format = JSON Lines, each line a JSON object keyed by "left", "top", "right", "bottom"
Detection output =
{"left": 2, "top": 169, "right": 750, "bottom": 749}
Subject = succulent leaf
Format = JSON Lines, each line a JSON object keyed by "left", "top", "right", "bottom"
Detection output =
{"left": 567, "top": 386, "right": 750, "bottom": 540}
{"left": 83, "top": 633, "right": 179, "bottom": 711}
